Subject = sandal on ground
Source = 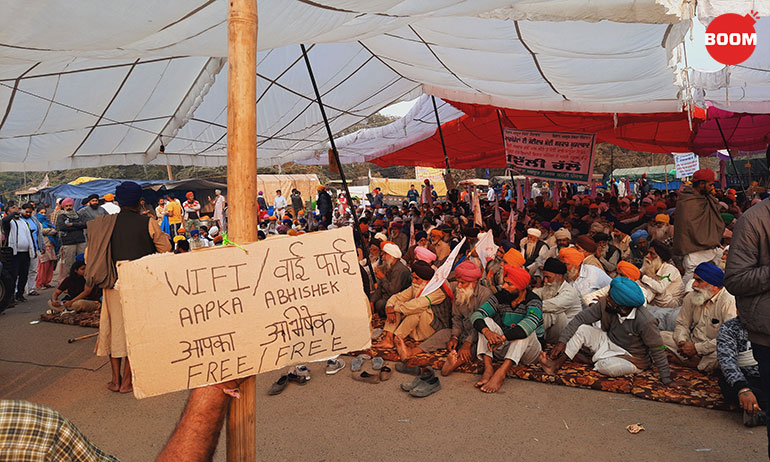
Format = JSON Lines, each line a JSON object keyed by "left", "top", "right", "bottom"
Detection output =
{"left": 352, "top": 371, "right": 380, "bottom": 384}
{"left": 379, "top": 366, "right": 392, "bottom": 381}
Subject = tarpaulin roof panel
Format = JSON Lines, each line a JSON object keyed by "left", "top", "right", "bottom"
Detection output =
{"left": 691, "top": 106, "right": 770, "bottom": 155}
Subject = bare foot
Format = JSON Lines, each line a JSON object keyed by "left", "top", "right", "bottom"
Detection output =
{"left": 481, "top": 368, "right": 507, "bottom": 393}
{"left": 442, "top": 350, "right": 459, "bottom": 376}
{"left": 539, "top": 351, "right": 560, "bottom": 375}
{"left": 106, "top": 381, "right": 120, "bottom": 392}
{"left": 119, "top": 383, "right": 133, "bottom": 394}
{"left": 475, "top": 366, "right": 494, "bottom": 388}
{"left": 394, "top": 336, "right": 410, "bottom": 361}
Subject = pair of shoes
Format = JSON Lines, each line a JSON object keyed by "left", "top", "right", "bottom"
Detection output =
{"left": 326, "top": 358, "right": 346, "bottom": 375}
{"left": 351, "top": 354, "right": 371, "bottom": 372}
{"left": 401, "top": 368, "right": 441, "bottom": 397}
{"left": 743, "top": 410, "right": 766, "bottom": 427}
{"left": 27, "top": 291, "right": 40, "bottom": 296}
{"left": 352, "top": 367, "right": 393, "bottom": 384}
{"left": 395, "top": 361, "right": 422, "bottom": 376}
{"left": 287, "top": 365, "right": 311, "bottom": 385}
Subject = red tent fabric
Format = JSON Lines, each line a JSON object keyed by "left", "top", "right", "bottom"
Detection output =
{"left": 372, "top": 101, "right": 701, "bottom": 168}
{"left": 691, "top": 106, "right": 770, "bottom": 155}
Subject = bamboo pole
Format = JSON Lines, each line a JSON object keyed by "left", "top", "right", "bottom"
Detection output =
{"left": 226, "top": 0, "right": 257, "bottom": 460}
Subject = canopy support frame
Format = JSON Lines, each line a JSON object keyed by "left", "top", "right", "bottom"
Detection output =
{"left": 715, "top": 118, "right": 747, "bottom": 196}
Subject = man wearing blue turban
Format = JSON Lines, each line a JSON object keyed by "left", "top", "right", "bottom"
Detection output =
{"left": 540, "top": 277, "right": 672, "bottom": 385}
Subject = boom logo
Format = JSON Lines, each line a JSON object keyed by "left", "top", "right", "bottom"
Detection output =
{"left": 705, "top": 11, "right": 759, "bottom": 65}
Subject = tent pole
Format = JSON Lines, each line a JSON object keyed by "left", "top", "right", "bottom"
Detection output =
{"left": 495, "top": 109, "right": 517, "bottom": 203}
{"left": 299, "top": 44, "right": 375, "bottom": 288}
{"left": 225, "top": 0, "right": 258, "bottom": 460}
{"left": 431, "top": 95, "right": 451, "bottom": 173}
{"left": 715, "top": 119, "right": 747, "bottom": 197}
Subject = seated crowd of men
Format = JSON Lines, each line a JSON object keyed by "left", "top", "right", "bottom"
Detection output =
{"left": 363, "top": 169, "right": 762, "bottom": 425}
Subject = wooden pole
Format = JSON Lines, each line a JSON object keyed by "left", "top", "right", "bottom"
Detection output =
{"left": 715, "top": 118, "right": 747, "bottom": 196}
{"left": 226, "top": 0, "right": 257, "bottom": 460}
{"left": 431, "top": 95, "right": 451, "bottom": 173}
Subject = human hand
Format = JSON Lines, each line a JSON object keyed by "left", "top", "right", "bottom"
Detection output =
{"left": 680, "top": 342, "right": 697, "bottom": 357}
{"left": 739, "top": 390, "right": 761, "bottom": 414}
{"left": 446, "top": 338, "right": 458, "bottom": 351}
{"left": 63, "top": 300, "right": 73, "bottom": 307}
{"left": 549, "top": 342, "right": 566, "bottom": 359}
{"left": 483, "top": 329, "right": 505, "bottom": 350}
{"left": 458, "top": 343, "right": 472, "bottom": 363}
{"left": 374, "top": 269, "right": 385, "bottom": 279}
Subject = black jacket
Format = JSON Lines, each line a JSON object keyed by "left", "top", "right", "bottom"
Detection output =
{"left": 56, "top": 212, "right": 86, "bottom": 245}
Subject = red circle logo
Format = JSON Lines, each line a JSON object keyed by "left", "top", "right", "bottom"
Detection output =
{"left": 705, "top": 12, "right": 759, "bottom": 65}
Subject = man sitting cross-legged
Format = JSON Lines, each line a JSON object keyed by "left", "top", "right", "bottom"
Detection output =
{"left": 540, "top": 277, "right": 673, "bottom": 385}
{"left": 661, "top": 262, "right": 736, "bottom": 372}
{"left": 533, "top": 257, "right": 582, "bottom": 343}
{"left": 394, "top": 261, "right": 491, "bottom": 377}
{"left": 374, "top": 260, "right": 448, "bottom": 349}
{"left": 470, "top": 265, "right": 544, "bottom": 393}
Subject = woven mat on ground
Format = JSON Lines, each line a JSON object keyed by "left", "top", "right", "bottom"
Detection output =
{"left": 39, "top": 310, "right": 100, "bottom": 328}
{"left": 362, "top": 318, "right": 732, "bottom": 410}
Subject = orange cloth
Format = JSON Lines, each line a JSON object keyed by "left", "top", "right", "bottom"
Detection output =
{"left": 502, "top": 248, "right": 525, "bottom": 268}
{"left": 559, "top": 247, "right": 583, "bottom": 267}
{"left": 616, "top": 261, "right": 641, "bottom": 281}
{"left": 504, "top": 265, "right": 531, "bottom": 290}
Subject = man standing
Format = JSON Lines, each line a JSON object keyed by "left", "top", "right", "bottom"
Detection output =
{"left": 420, "top": 179, "right": 433, "bottom": 207}
{"left": 183, "top": 192, "right": 201, "bottom": 231}
{"left": 471, "top": 266, "right": 544, "bottom": 393}
{"left": 164, "top": 194, "right": 183, "bottom": 237}
{"left": 674, "top": 169, "right": 724, "bottom": 285}
{"left": 78, "top": 194, "right": 106, "bottom": 226}
{"left": 100, "top": 193, "right": 120, "bottom": 215}
{"left": 55, "top": 198, "right": 87, "bottom": 285}
{"left": 155, "top": 197, "right": 167, "bottom": 225}
{"left": 725, "top": 189, "right": 770, "bottom": 454}
{"left": 273, "top": 189, "right": 287, "bottom": 218}
{"left": 407, "top": 184, "right": 419, "bottom": 204}
{"left": 371, "top": 188, "right": 384, "bottom": 209}
{"left": 87, "top": 181, "right": 172, "bottom": 393}
{"left": 20, "top": 203, "right": 44, "bottom": 297}
{"left": 257, "top": 191, "right": 268, "bottom": 213}
{"left": 210, "top": 189, "right": 226, "bottom": 231}
{"left": 2, "top": 204, "right": 37, "bottom": 302}
{"left": 661, "top": 262, "right": 736, "bottom": 371}
{"left": 290, "top": 189, "right": 303, "bottom": 217}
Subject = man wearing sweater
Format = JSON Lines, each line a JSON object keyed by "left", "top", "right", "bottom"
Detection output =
{"left": 540, "top": 277, "right": 672, "bottom": 385}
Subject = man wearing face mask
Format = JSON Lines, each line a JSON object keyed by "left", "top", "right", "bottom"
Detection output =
{"left": 534, "top": 258, "right": 582, "bottom": 343}
{"left": 471, "top": 265, "right": 544, "bottom": 393}
{"left": 661, "top": 262, "right": 736, "bottom": 372}
{"left": 540, "top": 277, "right": 672, "bottom": 385}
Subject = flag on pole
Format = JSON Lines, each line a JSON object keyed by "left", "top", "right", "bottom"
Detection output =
{"left": 473, "top": 190, "right": 483, "bottom": 227}
{"left": 408, "top": 216, "right": 415, "bottom": 248}
{"left": 420, "top": 237, "right": 466, "bottom": 297}
{"left": 474, "top": 231, "right": 498, "bottom": 270}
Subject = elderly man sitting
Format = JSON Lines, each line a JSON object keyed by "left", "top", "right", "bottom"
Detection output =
{"left": 521, "top": 228, "right": 549, "bottom": 274}
{"left": 482, "top": 240, "right": 514, "bottom": 293}
{"left": 374, "top": 261, "right": 448, "bottom": 349}
{"left": 640, "top": 241, "right": 685, "bottom": 331}
{"left": 394, "top": 261, "right": 491, "bottom": 376}
{"left": 540, "top": 277, "right": 672, "bottom": 385}
{"left": 429, "top": 228, "right": 451, "bottom": 264}
{"left": 533, "top": 258, "right": 582, "bottom": 343}
{"left": 559, "top": 247, "right": 612, "bottom": 301}
{"left": 661, "top": 262, "right": 736, "bottom": 372}
{"left": 470, "top": 266, "right": 544, "bottom": 393}
{"left": 370, "top": 242, "right": 411, "bottom": 318}
{"left": 575, "top": 235, "right": 603, "bottom": 270}
{"left": 582, "top": 261, "right": 651, "bottom": 307}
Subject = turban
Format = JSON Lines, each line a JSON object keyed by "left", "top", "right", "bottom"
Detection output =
{"left": 190, "top": 229, "right": 199, "bottom": 236}
{"left": 499, "top": 240, "right": 515, "bottom": 252}
{"left": 550, "top": 222, "right": 562, "bottom": 231}
{"left": 616, "top": 261, "right": 641, "bottom": 281}
{"left": 288, "top": 229, "right": 299, "bottom": 236}
{"left": 504, "top": 265, "right": 531, "bottom": 291}
{"left": 695, "top": 262, "right": 724, "bottom": 288}
{"left": 630, "top": 229, "right": 648, "bottom": 243}
{"left": 186, "top": 191, "right": 194, "bottom": 199}
{"left": 540, "top": 221, "right": 550, "bottom": 229}
{"left": 581, "top": 198, "right": 592, "bottom": 206}
{"left": 655, "top": 201, "right": 667, "bottom": 210}
{"left": 317, "top": 185, "right": 326, "bottom": 191}
{"left": 559, "top": 247, "right": 583, "bottom": 267}
{"left": 463, "top": 227, "right": 480, "bottom": 238}
{"left": 503, "top": 248, "right": 525, "bottom": 268}
{"left": 209, "top": 226, "right": 219, "bottom": 236}
{"left": 276, "top": 225, "right": 288, "bottom": 233}
{"left": 173, "top": 235, "right": 186, "bottom": 243}
{"left": 282, "top": 218, "right": 292, "bottom": 226}
{"left": 414, "top": 230, "right": 428, "bottom": 242}
{"left": 214, "top": 235, "right": 225, "bottom": 244}
{"left": 375, "top": 232, "right": 388, "bottom": 242}
{"left": 655, "top": 214, "right": 670, "bottom": 224}
{"left": 390, "top": 221, "right": 402, "bottom": 229}
{"left": 650, "top": 240, "right": 672, "bottom": 262}
{"left": 414, "top": 246, "right": 437, "bottom": 264}
{"left": 430, "top": 229, "right": 444, "bottom": 238}
{"left": 692, "top": 169, "right": 715, "bottom": 183}
{"left": 544, "top": 201, "right": 553, "bottom": 209}
{"left": 644, "top": 205, "right": 658, "bottom": 216}
{"left": 61, "top": 198, "right": 74, "bottom": 207}
{"left": 82, "top": 194, "right": 99, "bottom": 205}
{"left": 589, "top": 203, "right": 600, "bottom": 210}
{"left": 527, "top": 228, "right": 542, "bottom": 238}
{"left": 359, "top": 224, "right": 369, "bottom": 234}
{"left": 554, "top": 228, "right": 571, "bottom": 240}
{"left": 576, "top": 235, "right": 597, "bottom": 253}
{"left": 609, "top": 277, "right": 646, "bottom": 307}
{"left": 721, "top": 213, "right": 735, "bottom": 225}
{"left": 590, "top": 222, "right": 604, "bottom": 233}
{"left": 412, "top": 260, "right": 435, "bottom": 281}
{"left": 104, "top": 193, "right": 115, "bottom": 202}
{"left": 593, "top": 232, "right": 610, "bottom": 243}
{"left": 177, "top": 227, "right": 186, "bottom": 234}
{"left": 455, "top": 260, "right": 483, "bottom": 282}
{"left": 543, "top": 257, "right": 567, "bottom": 275}
{"left": 299, "top": 218, "right": 307, "bottom": 224}
{"left": 268, "top": 216, "right": 277, "bottom": 221}
{"left": 382, "top": 242, "right": 402, "bottom": 259}
{"left": 424, "top": 179, "right": 430, "bottom": 184}
{"left": 373, "top": 219, "right": 385, "bottom": 228}
{"left": 258, "top": 191, "right": 263, "bottom": 195}
{"left": 723, "top": 228, "right": 733, "bottom": 239}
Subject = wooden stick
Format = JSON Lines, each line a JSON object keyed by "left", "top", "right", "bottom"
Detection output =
{"left": 67, "top": 332, "right": 98, "bottom": 343}
{"left": 226, "top": 0, "right": 258, "bottom": 460}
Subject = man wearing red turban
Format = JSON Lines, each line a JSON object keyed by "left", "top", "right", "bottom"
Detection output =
{"left": 469, "top": 265, "right": 544, "bottom": 393}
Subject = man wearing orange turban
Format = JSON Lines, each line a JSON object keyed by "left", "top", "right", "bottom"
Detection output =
{"left": 559, "top": 247, "right": 611, "bottom": 299}
{"left": 469, "top": 265, "right": 543, "bottom": 393}
{"left": 429, "top": 228, "right": 450, "bottom": 264}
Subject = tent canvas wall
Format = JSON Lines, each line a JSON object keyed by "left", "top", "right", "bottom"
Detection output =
{"left": 256, "top": 174, "right": 319, "bottom": 205}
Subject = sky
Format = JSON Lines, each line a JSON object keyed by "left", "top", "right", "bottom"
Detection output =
{"left": 379, "top": 18, "right": 722, "bottom": 119}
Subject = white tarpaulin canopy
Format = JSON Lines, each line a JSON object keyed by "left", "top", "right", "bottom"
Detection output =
{"left": 0, "top": 0, "right": 762, "bottom": 171}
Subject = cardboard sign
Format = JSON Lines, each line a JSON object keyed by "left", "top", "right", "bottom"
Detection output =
{"left": 117, "top": 227, "right": 371, "bottom": 398}
{"left": 504, "top": 129, "right": 595, "bottom": 184}
{"left": 674, "top": 153, "right": 699, "bottom": 178}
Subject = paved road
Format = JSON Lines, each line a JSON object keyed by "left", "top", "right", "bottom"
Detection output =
{"left": 0, "top": 290, "right": 765, "bottom": 461}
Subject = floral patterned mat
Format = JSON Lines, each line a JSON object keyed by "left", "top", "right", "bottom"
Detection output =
{"left": 40, "top": 310, "right": 100, "bottom": 328}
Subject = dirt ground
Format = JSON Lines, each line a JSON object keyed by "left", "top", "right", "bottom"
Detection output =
{"left": 0, "top": 291, "right": 766, "bottom": 461}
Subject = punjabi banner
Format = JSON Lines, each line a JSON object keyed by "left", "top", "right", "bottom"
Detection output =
{"left": 504, "top": 129, "right": 596, "bottom": 184}
{"left": 674, "top": 153, "right": 699, "bottom": 178}
{"left": 117, "top": 227, "right": 371, "bottom": 398}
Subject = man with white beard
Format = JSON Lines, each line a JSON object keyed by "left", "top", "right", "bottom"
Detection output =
{"left": 538, "top": 228, "right": 572, "bottom": 265}
{"left": 558, "top": 247, "right": 611, "bottom": 301}
{"left": 533, "top": 258, "right": 582, "bottom": 343}
{"left": 640, "top": 241, "right": 685, "bottom": 331}
{"left": 370, "top": 242, "right": 411, "bottom": 318}
{"left": 661, "top": 262, "right": 736, "bottom": 371}
{"left": 374, "top": 260, "right": 449, "bottom": 349}
{"left": 611, "top": 225, "right": 632, "bottom": 260}
{"left": 648, "top": 214, "right": 674, "bottom": 246}
{"left": 521, "top": 228, "right": 549, "bottom": 274}
{"left": 394, "top": 261, "right": 491, "bottom": 376}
